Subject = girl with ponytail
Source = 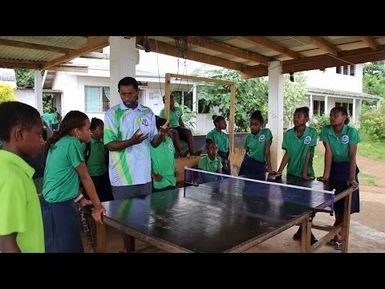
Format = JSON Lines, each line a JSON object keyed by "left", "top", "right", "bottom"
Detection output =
{"left": 41, "top": 111, "right": 105, "bottom": 252}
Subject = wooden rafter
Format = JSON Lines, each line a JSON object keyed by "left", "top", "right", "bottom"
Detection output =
{"left": 0, "top": 38, "right": 75, "bottom": 55}
{"left": 142, "top": 38, "right": 245, "bottom": 71}
{"left": 241, "top": 36, "right": 303, "bottom": 60}
{"left": 0, "top": 58, "right": 43, "bottom": 69}
{"left": 360, "top": 36, "right": 378, "bottom": 50}
{"left": 169, "top": 36, "right": 270, "bottom": 66}
{"left": 47, "top": 65, "right": 89, "bottom": 73}
{"left": 282, "top": 44, "right": 385, "bottom": 74}
{"left": 305, "top": 36, "right": 340, "bottom": 56}
{"left": 42, "top": 36, "right": 109, "bottom": 69}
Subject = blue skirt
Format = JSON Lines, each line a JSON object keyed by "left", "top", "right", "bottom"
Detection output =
{"left": 330, "top": 162, "right": 360, "bottom": 214}
{"left": 40, "top": 195, "right": 84, "bottom": 253}
{"left": 238, "top": 155, "right": 267, "bottom": 179}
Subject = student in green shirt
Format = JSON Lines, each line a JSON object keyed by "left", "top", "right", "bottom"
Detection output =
{"left": 317, "top": 106, "right": 360, "bottom": 250}
{"left": 276, "top": 106, "right": 318, "bottom": 245}
{"left": 0, "top": 101, "right": 45, "bottom": 252}
{"left": 151, "top": 116, "right": 176, "bottom": 192}
{"left": 41, "top": 111, "right": 105, "bottom": 252}
{"left": 160, "top": 94, "right": 196, "bottom": 157}
{"left": 238, "top": 110, "right": 273, "bottom": 178}
{"left": 206, "top": 115, "right": 230, "bottom": 174}
{"left": 198, "top": 139, "right": 223, "bottom": 173}
{"left": 83, "top": 117, "right": 113, "bottom": 202}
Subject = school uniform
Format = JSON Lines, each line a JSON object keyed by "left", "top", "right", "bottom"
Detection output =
{"left": 150, "top": 136, "right": 176, "bottom": 192}
{"left": 198, "top": 154, "right": 223, "bottom": 182}
{"left": 282, "top": 126, "right": 317, "bottom": 178}
{"left": 86, "top": 137, "right": 113, "bottom": 202}
{"left": 320, "top": 124, "right": 361, "bottom": 214}
{"left": 239, "top": 128, "right": 272, "bottom": 177}
{"left": 160, "top": 106, "right": 190, "bottom": 141}
{"left": 207, "top": 129, "right": 230, "bottom": 174}
{"left": 41, "top": 135, "right": 85, "bottom": 253}
{"left": 0, "top": 150, "right": 45, "bottom": 252}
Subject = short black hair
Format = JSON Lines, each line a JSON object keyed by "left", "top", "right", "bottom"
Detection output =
{"left": 212, "top": 115, "right": 225, "bottom": 126}
{"left": 331, "top": 106, "right": 350, "bottom": 124}
{"left": 118, "top": 76, "right": 139, "bottom": 91}
{"left": 205, "top": 138, "right": 215, "bottom": 148}
{"left": 90, "top": 117, "right": 104, "bottom": 130}
{"left": 250, "top": 110, "right": 264, "bottom": 124}
{"left": 294, "top": 106, "right": 310, "bottom": 118}
{"left": 0, "top": 101, "right": 41, "bottom": 142}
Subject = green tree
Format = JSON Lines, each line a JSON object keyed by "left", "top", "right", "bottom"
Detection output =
{"left": 363, "top": 61, "right": 385, "bottom": 98}
{"left": 0, "top": 83, "right": 17, "bottom": 103}
{"left": 15, "top": 68, "right": 35, "bottom": 88}
{"left": 193, "top": 68, "right": 307, "bottom": 131}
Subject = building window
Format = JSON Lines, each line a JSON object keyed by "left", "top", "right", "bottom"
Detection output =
{"left": 313, "top": 100, "right": 325, "bottom": 115}
{"left": 85, "top": 86, "right": 110, "bottom": 113}
{"left": 336, "top": 65, "right": 355, "bottom": 76}
{"left": 335, "top": 102, "right": 353, "bottom": 116}
{"left": 171, "top": 90, "right": 193, "bottom": 110}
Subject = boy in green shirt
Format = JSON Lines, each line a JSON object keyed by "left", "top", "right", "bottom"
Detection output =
{"left": 0, "top": 102, "right": 45, "bottom": 252}
{"left": 151, "top": 116, "right": 176, "bottom": 192}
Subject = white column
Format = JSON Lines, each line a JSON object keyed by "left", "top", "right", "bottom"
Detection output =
{"left": 109, "top": 36, "right": 139, "bottom": 106}
{"left": 324, "top": 96, "right": 329, "bottom": 114}
{"left": 193, "top": 84, "right": 197, "bottom": 112}
{"left": 267, "top": 61, "right": 284, "bottom": 171}
{"left": 309, "top": 94, "right": 313, "bottom": 118}
{"left": 34, "top": 70, "right": 43, "bottom": 114}
{"left": 352, "top": 98, "right": 357, "bottom": 124}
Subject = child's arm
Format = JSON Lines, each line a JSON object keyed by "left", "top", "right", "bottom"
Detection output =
{"left": 264, "top": 139, "right": 273, "bottom": 173}
{"left": 302, "top": 148, "right": 314, "bottom": 180}
{"left": 0, "top": 233, "right": 20, "bottom": 253}
{"left": 348, "top": 143, "right": 358, "bottom": 187}
{"left": 75, "top": 163, "right": 105, "bottom": 224}
{"left": 277, "top": 151, "right": 288, "bottom": 175}
{"left": 318, "top": 141, "right": 332, "bottom": 181}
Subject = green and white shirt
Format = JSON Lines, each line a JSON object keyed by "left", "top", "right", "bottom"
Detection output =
{"left": 244, "top": 128, "right": 273, "bottom": 162}
{"left": 160, "top": 106, "right": 183, "bottom": 128}
{"left": 282, "top": 126, "right": 317, "bottom": 177}
{"left": 207, "top": 129, "right": 229, "bottom": 153}
{"left": 320, "top": 125, "right": 360, "bottom": 162}
{"left": 104, "top": 103, "right": 158, "bottom": 186}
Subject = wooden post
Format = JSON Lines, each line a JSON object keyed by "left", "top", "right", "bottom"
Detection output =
{"left": 341, "top": 188, "right": 353, "bottom": 252}
{"left": 165, "top": 73, "right": 171, "bottom": 122}
{"left": 229, "top": 84, "right": 236, "bottom": 174}
{"left": 95, "top": 222, "right": 106, "bottom": 253}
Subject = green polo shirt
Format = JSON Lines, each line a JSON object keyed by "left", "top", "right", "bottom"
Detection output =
{"left": 207, "top": 129, "right": 229, "bottom": 153}
{"left": 160, "top": 106, "right": 183, "bottom": 128}
{"left": 282, "top": 126, "right": 317, "bottom": 177}
{"left": 0, "top": 150, "right": 44, "bottom": 252}
{"left": 244, "top": 128, "right": 273, "bottom": 162}
{"left": 86, "top": 137, "right": 107, "bottom": 176}
{"left": 320, "top": 125, "right": 361, "bottom": 162}
{"left": 43, "top": 135, "right": 84, "bottom": 202}
{"left": 150, "top": 137, "right": 176, "bottom": 189}
{"left": 198, "top": 154, "right": 223, "bottom": 173}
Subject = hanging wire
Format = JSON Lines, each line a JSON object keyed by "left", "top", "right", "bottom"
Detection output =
{"left": 155, "top": 39, "right": 163, "bottom": 97}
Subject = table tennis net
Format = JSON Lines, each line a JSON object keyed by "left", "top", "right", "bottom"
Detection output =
{"left": 184, "top": 167, "right": 335, "bottom": 212}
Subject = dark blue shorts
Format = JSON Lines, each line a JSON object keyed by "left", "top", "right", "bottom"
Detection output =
{"left": 238, "top": 155, "right": 266, "bottom": 179}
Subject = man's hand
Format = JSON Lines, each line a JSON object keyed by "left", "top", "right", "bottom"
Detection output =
{"left": 130, "top": 129, "right": 148, "bottom": 145}
{"left": 91, "top": 206, "right": 106, "bottom": 224}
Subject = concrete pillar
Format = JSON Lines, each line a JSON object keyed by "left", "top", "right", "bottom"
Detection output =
{"left": 324, "top": 96, "right": 329, "bottom": 114}
{"left": 34, "top": 70, "right": 43, "bottom": 114}
{"left": 267, "top": 61, "right": 284, "bottom": 171}
{"left": 309, "top": 94, "right": 313, "bottom": 118}
{"left": 352, "top": 98, "right": 357, "bottom": 124}
{"left": 193, "top": 84, "right": 197, "bottom": 112}
{"left": 109, "top": 36, "right": 139, "bottom": 106}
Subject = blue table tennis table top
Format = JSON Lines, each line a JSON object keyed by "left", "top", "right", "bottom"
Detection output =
{"left": 101, "top": 174, "right": 335, "bottom": 252}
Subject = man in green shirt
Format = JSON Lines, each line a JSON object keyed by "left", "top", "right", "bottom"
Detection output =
{"left": 160, "top": 94, "right": 196, "bottom": 157}
{"left": 0, "top": 102, "right": 45, "bottom": 253}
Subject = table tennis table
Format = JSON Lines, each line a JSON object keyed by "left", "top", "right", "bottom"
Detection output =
{"left": 95, "top": 168, "right": 356, "bottom": 253}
